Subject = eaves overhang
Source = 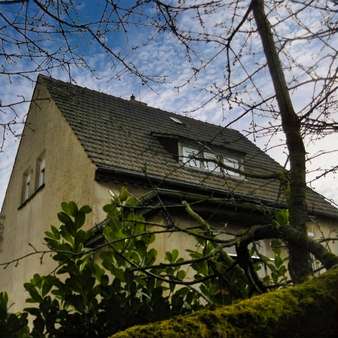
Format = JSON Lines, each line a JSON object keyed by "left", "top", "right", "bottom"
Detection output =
{"left": 95, "top": 165, "right": 279, "bottom": 207}
{"left": 94, "top": 165, "right": 338, "bottom": 221}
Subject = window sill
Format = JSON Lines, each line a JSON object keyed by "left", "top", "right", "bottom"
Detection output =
{"left": 18, "top": 183, "right": 45, "bottom": 210}
{"left": 181, "top": 164, "right": 246, "bottom": 181}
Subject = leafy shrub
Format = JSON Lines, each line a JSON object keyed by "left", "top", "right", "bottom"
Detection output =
{"left": 24, "top": 189, "right": 202, "bottom": 338}
{"left": 1, "top": 188, "right": 293, "bottom": 337}
{"left": 0, "top": 292, "right": 29, "bottom": 338}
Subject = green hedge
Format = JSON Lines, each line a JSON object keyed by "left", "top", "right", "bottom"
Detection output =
{"left": 112, "top": 267, "right": 338, "bottom": 338}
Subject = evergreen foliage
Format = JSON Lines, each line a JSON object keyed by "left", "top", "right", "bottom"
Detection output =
{"left": 0, "top": 292, "right": 29, "bottom": 338}
{"left": 0, "top": 188, "right": 316, "bottom": 337}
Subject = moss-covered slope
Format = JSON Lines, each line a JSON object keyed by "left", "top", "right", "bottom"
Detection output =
{"left": 112, "top": 267, "right": 338, "bottom": 338}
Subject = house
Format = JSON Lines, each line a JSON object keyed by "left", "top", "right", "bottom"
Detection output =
{"left": 0, "top": 75, "right": 337, "bottom": 310}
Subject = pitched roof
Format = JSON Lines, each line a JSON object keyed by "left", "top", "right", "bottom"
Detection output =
{"left": 38, "top": 75, "right": 338, "bottom": 220}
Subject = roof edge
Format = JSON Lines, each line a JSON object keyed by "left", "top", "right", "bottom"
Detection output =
{"left": 95, "top": 166, "right": 338, "bottom": 221}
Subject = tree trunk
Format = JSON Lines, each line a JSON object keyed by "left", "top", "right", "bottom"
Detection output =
{"left": 251, "top": 0, "right": 312, "bottom": 282}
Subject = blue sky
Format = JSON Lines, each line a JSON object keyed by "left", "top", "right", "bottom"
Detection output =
{"left": 0, "top": 0, "right": 337, "bottom": 208}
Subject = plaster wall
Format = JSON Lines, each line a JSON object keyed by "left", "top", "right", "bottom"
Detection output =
{"left": 0, "top": 83, "right": 98, "bottom": 310}
{"left": 307, "top": 217, "right": 338, "bottom": 255}
{"left": 93, "top": 179, "right": 338, "bottom": 267}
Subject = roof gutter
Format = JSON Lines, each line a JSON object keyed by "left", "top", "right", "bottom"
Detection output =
{"left": 95, "top": 165, "right": 338, "bottom": 221}
{"left": 95, "top": 165, "right": 285, "bottom": 207}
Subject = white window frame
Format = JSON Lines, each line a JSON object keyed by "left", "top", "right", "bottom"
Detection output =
{"left": 36, "top": 155, "right": 46, "bottom": 189}
{"left": 180, "top": 144, "right": 243, "bottom": 178}
{"left": 22, "top": 170, "right": 32, "bottom": 202}
{"left": 222, "top": 157, "right": 241, "bottom": 177}
{"left": 203, "top": 152, "right": 221, "bottom": 173}
{"left": 181, "top": 145, "right": 202, "bottom": 169}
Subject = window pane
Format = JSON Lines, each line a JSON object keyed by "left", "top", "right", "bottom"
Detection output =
{"left": 39, "top": 158, "right": 45, "bottom": 187}
{"left": 40, "top": 158, "right": 45, "bottom": 170}
{"left": 24, "top": 174, "right": 31, "bottom": 200}
{"left": 39, "top": 168, "right": 45, "bottom": 187}
{"left": 36, "top": 157, "right": 45, "bottom": 188}
{"left": 223, "top": 157, "right": 240, "bottom": 177}
{"left": 204, "top": 152, "right": 220, "bottom": 172}
{"left": 182, "top": 146, "right": 201, "bottom": 168}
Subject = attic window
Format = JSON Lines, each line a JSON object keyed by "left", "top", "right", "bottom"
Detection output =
{"left": 182, "top": 146, "right": 201, "bottom": 168}
{"left": 170, "top": 117, "right": 183, "bottom": 125}
{"left": 181, "top": 145, "right": 242, "bottom": 177}
{"left": 204, "top": 152, "right": 221, "bottom": 173}
{"left": 223, "top": 157, "right": 241, "bottom": 177}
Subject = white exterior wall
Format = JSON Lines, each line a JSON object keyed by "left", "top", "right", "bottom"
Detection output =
{"left": 0, "top": 83, "right": 98, "bottom": 310}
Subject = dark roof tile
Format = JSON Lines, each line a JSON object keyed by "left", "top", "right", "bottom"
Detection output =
{"left": 39, "top": 75, "right": 338, "bottom": 220}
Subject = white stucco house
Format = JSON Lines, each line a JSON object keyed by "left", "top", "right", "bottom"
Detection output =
{"left": 1, "top": 75, "right": 337, "bottom": 309}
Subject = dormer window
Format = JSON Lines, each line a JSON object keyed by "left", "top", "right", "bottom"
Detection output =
{"left": 182, "top": 146, "right": 201, "bottom": 168}
{"left": 223, "top": 157, "right": 241, "bottom": 177}
{"left": 180, "top": 144, "right": 242, "bottom": 178}
{"left": 36, "top": 154, "right": 46, "bottom": 189}
{"left": 204, "top": 152, "right": 221, "bottom": 173}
